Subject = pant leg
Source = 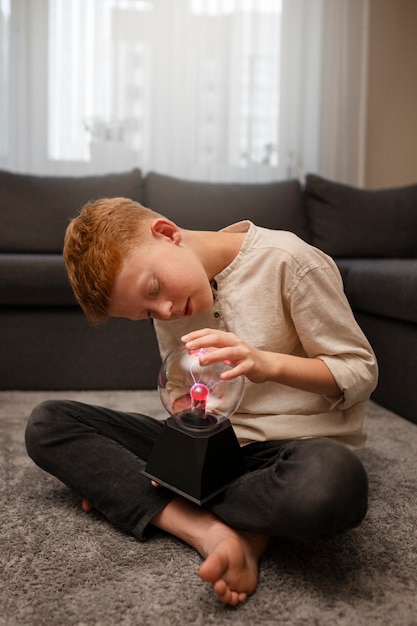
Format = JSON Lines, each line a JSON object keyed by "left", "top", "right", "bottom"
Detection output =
{"left": 207, "top": 437, "right": 368, "bottom": 540}
{"left": 26, "top": 401, "right": 368, "bottom": 542}
{"left": 25, "top": 399, "right": 176, "bottom": 538}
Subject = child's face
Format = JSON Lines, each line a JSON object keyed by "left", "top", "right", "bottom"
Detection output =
{"left": 110, "top": 235, "right": 214, "bottom": 322}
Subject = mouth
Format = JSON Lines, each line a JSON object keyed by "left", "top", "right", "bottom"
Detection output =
{"left": 184, "top": 299, "right": 193, "bottom": 317}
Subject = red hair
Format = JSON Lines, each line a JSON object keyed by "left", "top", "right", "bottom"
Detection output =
{"left": 63, "top": 197, "right": 161, "bottom": 322}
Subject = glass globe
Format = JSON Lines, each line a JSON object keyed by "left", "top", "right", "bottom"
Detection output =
{"left": 158, "top": 344, "right": 245, "bottom": 431}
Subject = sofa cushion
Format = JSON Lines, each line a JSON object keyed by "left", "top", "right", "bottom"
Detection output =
{"left": 144, "top": 172, "right": 310, "bottom": 241}
{"left": 337, "top": 258, "right": 417, "bottom": 324}
{"left": 0, "top": 168, "right": 144, "bottom": 253}
{"left": 0, "top": 254, "right": 76, "bottom": 306}
{"left": 305, "top": 174, "right": 417, "bottom": 258}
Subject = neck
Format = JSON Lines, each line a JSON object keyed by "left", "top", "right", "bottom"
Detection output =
{"left": 181, "top": 229, "right": 246, "bottom": 281}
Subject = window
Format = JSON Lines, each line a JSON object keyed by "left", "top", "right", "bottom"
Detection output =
{"left": 0, "top": 0, "right": 10, "bottom": 161}
{"left": 46, "top": 0, "right": 281, "bottom": 180}
{"left": 0, "top": 0, "right": 369, "bottom": 185}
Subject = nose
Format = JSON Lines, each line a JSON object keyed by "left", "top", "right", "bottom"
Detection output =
{"left": 155, "top": 300, "right": 173, "bottom": 320}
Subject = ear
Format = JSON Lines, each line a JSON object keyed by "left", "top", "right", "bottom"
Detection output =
{"left": 150, "top": 218, "right": 182, "bottom": 244}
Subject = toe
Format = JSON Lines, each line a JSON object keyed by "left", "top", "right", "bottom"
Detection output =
{"left": 81, "top": 499, "right": 94, "bottom": 513}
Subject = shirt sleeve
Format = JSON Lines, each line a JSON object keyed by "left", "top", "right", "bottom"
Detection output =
{"left": 286, "top": 260, "right": 378, "bottom": 409}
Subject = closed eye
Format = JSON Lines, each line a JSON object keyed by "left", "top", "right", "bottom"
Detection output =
{"left": 143, "top": 278, "right": 159, "bottom": 321}
{"left": 150, "top": 278, "right": 159, "bottom": 297}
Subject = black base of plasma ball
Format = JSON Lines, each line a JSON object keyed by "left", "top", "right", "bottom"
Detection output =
{"left": 142, "top": 414, "right": 245, "bottom": 505}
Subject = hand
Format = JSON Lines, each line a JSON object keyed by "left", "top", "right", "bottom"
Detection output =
{"left": 182, "top": 328, "right": 341, "bottom": 396}
{"left": 181, "top": 328, "right": 269, "bottom": 384}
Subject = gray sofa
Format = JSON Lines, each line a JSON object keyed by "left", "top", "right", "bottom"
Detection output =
{"left": 1, "top": 168, "right": 416, "bottom": 426}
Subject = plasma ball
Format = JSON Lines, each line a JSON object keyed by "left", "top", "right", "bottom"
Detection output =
{"left": 190, "top": 383, "right": 210, "bottom": 403}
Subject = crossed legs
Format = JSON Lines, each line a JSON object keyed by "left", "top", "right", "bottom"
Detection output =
{"left": 25, "top": 400, "right": 368, "bottom": 605}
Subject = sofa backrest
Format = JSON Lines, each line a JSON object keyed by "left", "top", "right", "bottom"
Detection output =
{"left": 305, "top": 174, "right": 417, "bottom": 258}
{"left": 0, "top": 168, "right": 144, "bottom": 253}
{"left": 4, "top": 166, "right": 415, "bottom": 260}
{"left": 144, "top": 171, "right": 310, "bottom": 242}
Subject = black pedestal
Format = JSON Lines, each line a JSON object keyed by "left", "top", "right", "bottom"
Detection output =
{"left": 142, "top": 416, "right": 245, "bottom": 505}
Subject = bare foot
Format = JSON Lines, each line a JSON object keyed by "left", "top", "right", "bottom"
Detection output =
{"left": 198, "top": 522, "right": 268, "bottom": 606}
{"left": 151, "top": 497, "right": 268, "bottom": 606}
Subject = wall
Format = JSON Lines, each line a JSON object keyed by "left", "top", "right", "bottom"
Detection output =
{"left": 365, "top": 0, "right": 417, "bottom": 188}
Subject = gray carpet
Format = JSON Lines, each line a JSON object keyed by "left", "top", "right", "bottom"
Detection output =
{"left": 1, "top": 391, "right": 417, "bottom": 626}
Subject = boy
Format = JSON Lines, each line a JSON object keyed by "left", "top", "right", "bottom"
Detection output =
{"left": 26, "top": 197, "right": 378, "bottom": 606}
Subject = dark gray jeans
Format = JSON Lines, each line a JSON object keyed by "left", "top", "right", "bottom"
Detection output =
{"left": 25, "top": 400, "right": 368, "bottom": 541}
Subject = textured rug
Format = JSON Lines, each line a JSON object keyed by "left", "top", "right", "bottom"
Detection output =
{"left": 1, "top": 391, "right": 417, "bottom": 626}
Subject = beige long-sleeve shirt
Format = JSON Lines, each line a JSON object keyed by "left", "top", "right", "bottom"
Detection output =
{"left": 154, "top": 222, "right": 378, "bottom": 449}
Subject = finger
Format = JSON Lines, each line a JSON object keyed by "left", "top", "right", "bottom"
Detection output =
{"left": 182, "top": 330, "right": 236, "bottom": 350}
{"left": 198, "top": 347, "right": 231, "bottom": 363}
{"left": 199, "top": 346, "right": 246, "bottom": 367}
{"left": 220, "top": 363, "right": 248, "bottom": 380}
{"left": 181, "top": 328, "right": 216, "bottom": 343}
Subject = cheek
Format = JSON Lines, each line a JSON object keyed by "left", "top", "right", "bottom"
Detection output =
{"left": 166, "top": 261, "right": 210, "bottom": 302}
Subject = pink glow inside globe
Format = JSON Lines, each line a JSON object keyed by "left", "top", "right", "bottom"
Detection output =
{"left": 158, "top": 345, "right": 245, "bottom": 430}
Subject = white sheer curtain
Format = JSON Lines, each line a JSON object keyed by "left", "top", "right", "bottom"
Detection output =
{"left": 0, "top": 0, "right": 369, "bottom": 184}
